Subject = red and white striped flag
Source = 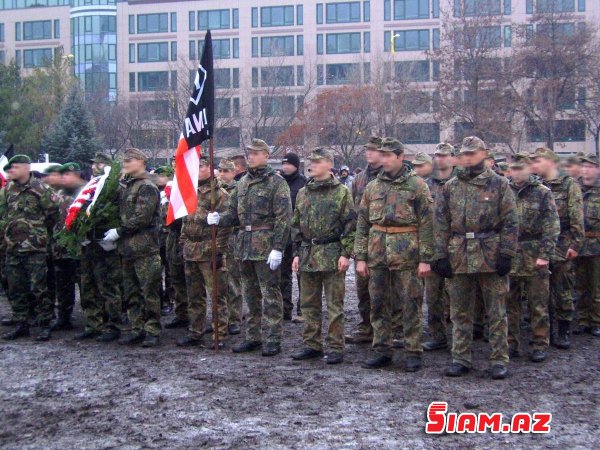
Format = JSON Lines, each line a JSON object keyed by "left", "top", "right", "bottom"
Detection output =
{"left": 167, "top": 30, "right": 214, "bottom": 225}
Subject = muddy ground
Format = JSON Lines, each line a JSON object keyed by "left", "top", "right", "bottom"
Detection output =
{"left": 0, "top": 267, "right": 598, "bottom": 449}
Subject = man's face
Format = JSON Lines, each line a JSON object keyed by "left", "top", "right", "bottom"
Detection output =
{"left": 92, "top": 162, "right": 106, "bottom": 176}
{"left": 44, "top": 172, "right": 62, "bottom": 187}
{"left": 509, "top": 165, "right": 530, "bottom": 184}
{"left": 281, "top": 162, "right": 297, "bottom": 176}
{"left": 340, "top": 170, "right": 349, "bottom": 178}
{"left": 381, "top": 152, "right": 404, "bottom": 173}
{"left": 434, "top": 154, "right": 453, "bottom": 170}
{"left": 414, "top": 163, "right": 432, "bottom": 178}
{"left": 61, "top": 172, "right": 81, "bottom": 188}
{"left": 309, "top": 158, "right": 333, "bottom": 178}
{"left": 247, "top": 150, "right": 268, "bottom": 169}
{"left": 198, "top": 163, "right": 211, "bottom": 181}
{"left": 530, "top": 157, "right": 554, "bottom": 177}
{"left": 365, "top": 148, "right": 382, "bottom": 166}
{"left": 218, "top": 168, "right": 235, "bottom": 183}
{"left": 122, "top": 158, "right": 145, "bottom": 175}
{"left": 7, "top": 163, "right": 30, "bottom": 181}
{"left": 564, "top": 163, "right": 581, "bottom": 179}
{"left": 581, "top": 162, "right": 600, "bottom": 183}
{"left": 484, "top": 157, "right": 495, "bottom": 169}
{"left": 461, "top": 149, "right": 487, "bottom": 168}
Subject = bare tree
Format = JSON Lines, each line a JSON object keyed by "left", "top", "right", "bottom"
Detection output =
{"left": 575, "top": 50, "right": 600, "bottom": 155}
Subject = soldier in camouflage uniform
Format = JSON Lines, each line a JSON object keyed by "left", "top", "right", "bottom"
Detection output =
{"left": 574, "top": 154, "right": 600, "bottom": 337}
{"left": 531, "top": 147, "right": 584, "bottom": 349}
{"left": 154, "top": 166, "right": 173, "bottom": 314}
{"left": 412, "top": 152, "right": 433, "bottom": 180}
{"left": 218, "top": 158, "right": 242, "bottom": 335}
{"left": 177, "top": 156, "right": 230, "bottom": 347}
{"left": 0, "top": 155, "right": 59, "bottom": 341}
{"left": 75, "top": 153, "right": 123, "bottom": 342}
{"left": 346, "top": 136, "right": 382, "bottom": 344}
{"left": 50, "top": 163, "right": 85, "bottom": 331}
{"left": 433, "top": 136, "right": 518, "bottom": 380}
{"left": 422, "top": 143, "right": 456, "bottom": 351}
{"left": 355, "top": 138, "right": 433, "bottom": 372}
{"left": 102, "top": 148, "right": 162, "bottom": 347}
{"left": 290, "top": 148, "right": 356, "bottom": 364}
{"left": 208, "top": 139, "right": 292, "bottom": 356}
{"left": 507, "top": 154, "right": 560, "bottom": 362}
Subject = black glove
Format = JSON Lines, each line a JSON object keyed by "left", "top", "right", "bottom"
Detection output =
{"left": 215, "top": 253, "right": 224, "bottom": 270}
{"left": 431, "top": 258, "right": 453, "bottom": 279}
{"left": 496, "top": 254, "right": 512, "bottom": 276}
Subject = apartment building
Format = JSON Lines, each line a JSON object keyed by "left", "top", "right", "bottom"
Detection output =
{"left": 1, "top": 0, "right": 598, "bottom": 158}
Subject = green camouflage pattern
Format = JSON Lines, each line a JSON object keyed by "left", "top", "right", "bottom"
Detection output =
{"left": 292, "top": 175, "right": 356, "bottom": 272}
{"left": 574, "top": 256, "right": 600, "bottom": 328}
{"left": 117, "top": 173, "right": 160, "bottom": 259}
{"left": 434, "top": 168, "right": 519, "bottom": 274}
{"left": 123, "top": 254, "right": 162, "bottom": 336}
{"left": 509, "top": 176, "right": 560, "bottom": 276}
{"left": 580, "top": 178, "right": 600, "bottom": 256}
{"left": 300, "top": 270, "right": 345, "bottom": 352}
{"left": 355, "top": 165, "right": 434, "bottom": 269}
{"left": 550, "top": 260, "right": 575, "bottom": 322}
{"left": 0, "top": 176, "right": 59, "bottom": 255}
{"left": 165, "top": 221, "right": 188, "bottom": 322}
{"left": 220, "top": 165, "right": 292, "bottom": 261}
{"left": 508, "top": 275, "right": 550, "bottom": 352}
{"left": 425, "top": 272, "right": 449, "bottom": 343}
{"left": 425, "top": 169, "right": 457, "bottom": 203}
{"left": 351, "top": 164, "right": 381, "bottom": 209}
{"left": 52, "top": 186, "right": 82, "bottom": 259}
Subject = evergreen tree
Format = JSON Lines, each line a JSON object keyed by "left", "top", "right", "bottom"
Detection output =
{"left": 43, "top": 87, "right": 101, "bottom": 164}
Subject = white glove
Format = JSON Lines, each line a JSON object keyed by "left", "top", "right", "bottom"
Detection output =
{"left": 207, "top": 212, "right": 220, "bottom": 225}
{"left": 267, "top": 249, "right": 283, "bottom": 271}
{"left": 81, "top": 239, "right": 91, "bottom": 247}
{"left": 103, "top": 228, "right": 119, "bottom": 242}
{"left": 160, "top": 191, "right": 169, "bottom": 205}
{"left": 98, "top": 239, "right": 118, "bottom": 252}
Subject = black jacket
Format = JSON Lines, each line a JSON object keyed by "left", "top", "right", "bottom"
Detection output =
{"left": 282, "top": 170, "right": 307, "bottom": 210}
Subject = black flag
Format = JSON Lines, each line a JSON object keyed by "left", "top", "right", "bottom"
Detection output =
{"left": 183, "top": 30, "right": 214, "bottom": 148}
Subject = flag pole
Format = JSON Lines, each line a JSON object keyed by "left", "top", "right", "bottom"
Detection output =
{"left": 209, "top": 136, "right": 219, "bottom": 351}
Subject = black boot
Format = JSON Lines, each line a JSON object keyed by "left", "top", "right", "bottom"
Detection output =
{"left": 228, "top": 323, "right": 241, "bottom": 335}
{"left": 404, "top": 355, "right": 422, "bottom": 372}
{"left": 445, "top": 362, "right": 469, "bottom": 377}
{"left": 553, "top": 320, "right": 571, "bottom": 349}
{"left": 74, "top": 329, "right": 101, "bottom": 341}
{"left": 590, "top": 326, "right": 600, "bottom": 337}
{"left": 2, "top": 322, "right": 30, "bottom": 340}
{"left": 232, "top": 340, "right": 262, "bottom": 353}
{"left": 118, "top": 332, "right": 145, "bottom": 346}
{"left": 291, "top": 347, "right": 323, "bottom": 360}
{"left": 50, "top": 317, "right": 73, "bottom": 331}
{"left": 490, "top": 364, "right": 509, "bottom": 380}
{"left": 362, "top": 353, "right": 392, "bottom": 369}
{"left": 176, "top": 335, "right": 203, "bottom": 347}
{"left": 96, "top": 329, "right": 121, "bottom": 343}
{"left": 262, "top": 342, "right": 281, "bottom": 357}
{"left": 326, "top": 352, "right": 343, "bottom": 365}
{"left": 530, "top": 349, "right": 547, "bottom": 363}
{"left": 164, "top": 317, "right": 189, "bottom": 329}
{"left": 141, "top": 334, "right": 160, "bottom": 348}
{"left": 1, "top": 317, "right": 15, "bottom": 327}
{"left": 35, "top": 325, "right": 52, "bottom": 342}
{"left": 422, "top": 339, "right": 448, "bottom": 351}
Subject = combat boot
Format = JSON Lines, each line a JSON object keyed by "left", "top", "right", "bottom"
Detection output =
{"left": 422, "top": 339, "right": 447, "bottom": 351}
{"left": 445, "top": 362, "right": 469, "bottom": 377}
{"left": 490, "top": 364, "right": 509, "bottom": 380}
{"left": 530, "top": 349, "right": 547, "bottom": 363}
{"left": 262, "top": 342, "right": 281, "bottom": 357}
{"left": 2, "top": 322, "right": 30, "bottom": 340}
{"left": 118, "top": 331, "right": 145, "bottom": 346}
{"left": 326, "top": 352, "right": 343, "bottom": 365}
{"left": 74, "top": 329, "right": 101, "bottom": 340}
{"left": 404, "top": 355, "right": 422, "bottom": 372}
{"left": 291, "top": 347, "right": 323, "bottom": 360}
{"left": 1, "top": 317, "right": 15, "bottom": 327}
{"left": 50, "top": 316, "right": 73, "bottom": 331}
{"left": 176, "top": 334, "right": 202, "bottom": 347}
{"left": 362, "top": 353, "right": 392, "bottom": 369}
{"left": 553, "top": 320, "right": 571, "bottom": 349}
{"left": 35, "top": 325, "right": 52, "bottom": 342}
{"left": 591, "top": 326, "right": 600, "bottom": 337}
{"left": 345, "top": 330, "right": 373, "bottom": 344}
{"left": 164, "top": 317, "right": 189, "bottom": 329}
{"left": 96, "top": 329, "right": 121, "bottom": 343}
{"left": 232, "top": 340, "right": 262, "bottom": 353}
{"left": 228, "top": 323, "right": 241, "bottom": 335}
{"left": 141, "top": 334, "right": 159, "bottom": 348}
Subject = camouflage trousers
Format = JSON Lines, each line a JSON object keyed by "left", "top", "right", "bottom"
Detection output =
{"left": 281, "top": 241, "right": 301, "bottom": 317}
{"left": 473, "top": 286, "right": 486, "bottom": 335}
{"left": 123, "top": 254, "right": 162, "bottom": 337}
{"left": 47, "top": 256, "right": 56, "bottom": 316}
{"left": 168, "top": 260, "right": 188, "bottom": 322}
{"left": 240, "top": 260, "right": 283, "bottom": 345}
{"left": 53, "top": 258, "right": 79, "bottom": 321}
{"left": 5, "top": 253, "right": 53, "bottom": 325}
{"left": 508, "top": 275, "right": 550, "bottom": 352}
{"left": 300, "top": 270, "right": 345, "bottom": 352}
{"left": 549, "top": 260, "right": 575, "bottom": 322}
{"left": 447, "top": 273, "right": 509, "bottom": 367}
{"left": 574, "top": 256, "right": 600, "bottom": 328}
{"left": 369, "top": 268, "right": 423, "bottom": 357}
{"left": 355, "top": 266, "right": 372, "bottom": 335}
{"left": 226, "top": 256, "right": 242, "bottom": 326}
{"left": 80, "top": 247, "right": 122, "bottom": 333}
{"left": 425, "top": 272, "right": 449, "bottom": 342}
{"left": 184, "top": 260, "right": 229, "bottom": 340}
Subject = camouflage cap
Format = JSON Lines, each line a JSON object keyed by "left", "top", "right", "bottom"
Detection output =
{"left": 123, "top": 147, "right": 148, "bottom": 162}
{"left": 434, "top": 143, "right": 455, "bottom": 156}
{"left": 412, "top": 152, "right": 433, "bottom": 166}
{"left": 531, "top": 147, "right": 559, "bottom": 162}
{"left": 59, "top": 162, "right": 81, "bottom": 173}
{"left": 90, "top": 152, "right": 112, "bottom": 165}
{"left": 379, "top": 138, "right": 405, "bottom": 154}
{"left": 154, "top": 165, "right": 174, "bottom": 176}
{"left": 364, "top": 136, "right": 382, "bottom": 150}
{"left": 565, "top": 155, "right": 582, "bottom": 165}
{"left": 43, "top": 164, "right": 62, "bottom": 175}
{"left": 486, "top": 149, "right": 496, "bottom": 160}
{"left": 199, "top": 155, "right": 209, "bottom": 166}
{"left": 218, "top": 158, "right": 235, "bottom": 171}
{"left": 496, "top": 162, "right": 509, "bottom": 171}
{"left": 509, "top": 152, "right": 531, "bottom": 169}
{"left": 307, "top": 147, "right": 334, "bottom": 162}
{"left": 4, "top": 154, "right": 31, "bottom": 171}
{"left": 246, "top": 138, "right": 270, "bottom": 154}
{"left": 460, "top": 136, "right": 486, "bottom": 153}
{"left": 580, "top": 154, "right": 600, "bottom": 166}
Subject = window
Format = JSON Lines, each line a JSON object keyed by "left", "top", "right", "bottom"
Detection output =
{"left": 170, "top": 13, "right": 177, "bottom": 32}
{"left": 528, "top": 120, "right": 585, "bottom": 142}
{"left": 395, "top": 60, "right": 430, "bottom": 81}
{"left": 364, "top": 62, "right": 370, "bottom": 83}
{"left": 233, "top": 38, "right": 239, "bottom": 58}
{"left": 23, "top": 48, "right": 52, "bottom": 68}
{"left": 504, "top": 0, "right": 511, "bottom": 14}
{"left": 261, "top": 66, "right": 295, "bottom": 87}
{"left": 364, "top": 32, "right": 370, "bottom": 53}
{"left": 252, "top": 38, "right": 258, "bottom": 57}
{"left": 454, "top": 0, "right": 502, "bottom": 16}
{"left": 189, "top": 40, "right": 196, "bottom": 60}
{"left": 433, "top": 0, "right": 440, "bottom": 17}
{"left": 297, "top": 66, "right": 304, "bottom": 86}
{"left": 262, "top": 96, "right": 295, "bottom": 117}
{"left": 578, "top": 0, "right": 585, "bottom": 12}
{"left": 526, "top": 0, "right": 533, "bottom": 13}
{"left": 317, "top": 64, "right": 324, "bottom": 85}
{"left": 252, "top": 7, "right": 258, "bottom": 27}
{"left": 317, "top": 34, "right": 323, "bottom": 54}
{"left": 216, "top": 98, "right": 231, "bottom": 119}
{"left": 138, "top": 14, "right": 169, "bottom": 33}
{"left": 233, "top": 68, "right": 239, "bottom": 88}
{"left": 261, "top": 36, "right": 294, "bottom": 57}
{"left": 137, "top": 43, "right": 168, "bottom": 63}
{"left": 129, "top": 15, "right": 135, "bottom": 34}
{"left": 392, "top": 30, "right": 430, "bottom": 51}
{"left": 171, "top": 42, "right": 177, "bottom": 61}
{"left": 536, "top": 22, "right": 575, "bottom": 42}
{"left": 398, "top": 123, "right": 440, "bottom": 144}
{"left": 326, "top": 63, "right": 359, "bottom": 85}
{"left": 189, "top": 11, "right": 195, "bottom": 31}
{"left": 297, "top": 35, "right": 304, "bottom": 55}
{"left": 326, "top": 2, "right": 360, "bottom": 23}
{"left": 462, "top": 26, "right": 502, "bottom": 48}
{"left": 384, "top": 30, "right": 391, "bottom": 52}
{"left": 0, "top": 24, "right": 4, "bottom": 42}
{"left": 15, "top": 22, "right": 20, "bottom": 41}
{"left": 317, "top": 3, "right": 324, "bottom": 24}
{"left": 129, "top": 44, "right": 135, "bottom": 63}
{"left": 364, "top": 1, "right": 371, "bottom": 21}
{"left": 261, "top": 6, "right": 294, "bottom": 27}
{"left": 129, "top": 72, "right": 135, "bottom": 92}
{"left": 394, "top": 0, "right": 429, "bottom": 20}
{"left": 326, "top": 33, "right": 361, "bottom": 54}
{"left": 233, "top": 9, "right": 239, "bottom": 28}
{"left": 504, "top": 25, "right": 511, "bottom": 47}
{"left": 297, "top": 5, "right": 303, "bottom": 25}
{"left": 536, "top": 0, "right": 575, "bottom": 13}
{"left": 203, "top": 39, "right": 231, "bottom": 59}
{"left": 215, "top": 68, "right": 231, "bottom": 89}
{"left": 384, "top": 0, "right": 391, "bottom": 20}
{"left": 433, "top": 28, "right": 440, "bottom": 49}
{"left": 53, "top": 20, "right": 59, "bottom": 39}
{"left": 23, "top": 20, "right": 52, "bottom": 40}
{"left": 199, "top": 10, "right": 230, "bottom": 30}
{"left": 252, "top": 67, "right": 259, "bottom": 87}
{"left": 138, "top": 71, "right": 169, "bottom": 91}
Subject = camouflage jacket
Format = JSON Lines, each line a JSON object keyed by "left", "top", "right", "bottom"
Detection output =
{"left": 434, "top": 168, "right": 518, "bottom": 274}
{"left": 180, "top": 179, "right": 229, "bottom": 262}
{"left": 220, "top": 165, "right": 292, "bottom": 261}
{"left": 541, "top": 175, "right": 584, "bottom": 261}
{"left": 354, "top": 165, "right": 434, "bottom": 270}
{"left": 580, "top": 177, "right": 600, "bottom": 256}
{"left": 426, "top": 169, "right": 457, "bottom": 203}
{"left": 53, "top": 185, "right": 84, "bottom": 260}
{"left": 117, "top": 173, "right": 160, "bottom": 259}
{"left": 220, "top": 179, "right": 238, "bottom": 258}
{"left": 0, "top": 175, "right": 59, "bottom": 255}
{"left": 292, "top": 176, "right": 356, "bottom": 272}
{"left": 509, "top": 177, "right": 559, "bottom": 276}
{"left": 165, "top": 216, "right": 184, "bottom": 265}
{"left": 351, "top": 164, "right": 381, "bottom": 208}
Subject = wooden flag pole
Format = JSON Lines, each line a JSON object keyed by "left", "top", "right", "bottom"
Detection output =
{"left": 209, "top": 136, "right": 219, "bottom": 351}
